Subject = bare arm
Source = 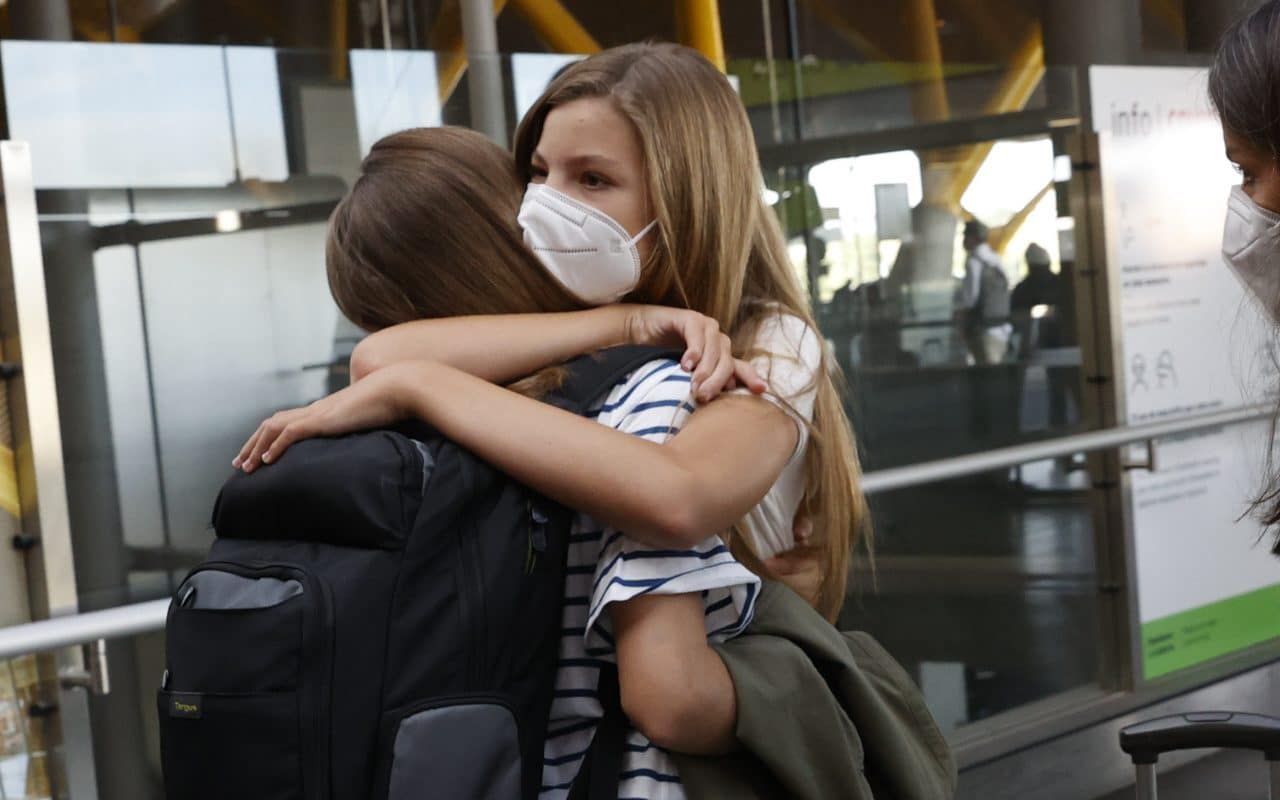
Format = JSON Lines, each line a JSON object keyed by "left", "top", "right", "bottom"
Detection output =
{"left": 350, "top": 305, "right": 766, "bottom": 402}
{"left": 350, "top": 307, "right": 630, "bottom": 384}
{"left": 611, "top": 593, "right": 737, "bottom": 754}
{"left": 395, "top": 362, "right": 794, "bottom": 547}
{"left": 239, "top": 359, "right": 796, "bottom": 549}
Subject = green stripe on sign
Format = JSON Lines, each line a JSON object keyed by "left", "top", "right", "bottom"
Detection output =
{"left": 1142, "top": 584, "right": 1280, "bottom": 680}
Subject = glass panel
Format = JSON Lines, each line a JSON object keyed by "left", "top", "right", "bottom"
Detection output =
{"left": 843, "top": 464, "right": 1100, "bottom": 730}
{"left": 349, "top": 49, "right": 443, "bottom": 155}
{"left": 14, "top": 41, "right": 601, "bottom": 610}
{"left": 0, "top": 41, "right": 286, "bottom": 188}
{"left": 781, "top": 132, "right": 1085, "bottom": 468}
{"left": 16, "top": 41, "right": 417, "bottom": 796}
{"left": 511, "top": 53, "right": 584, "bottom": 120}
{"left": 756, "top": 15, "right": 1103, "bottom": 722}
{"left": 0, "top": 655, "right": 53, "bottom": 800}
{"left": 225, "top": 47, "right": 291, "bottom": 182}
{"left": 734, "top": 1, "right": 1059, "bottom": 147}
{"left": 17, "top": 41, "right": 599, "bottom": 616}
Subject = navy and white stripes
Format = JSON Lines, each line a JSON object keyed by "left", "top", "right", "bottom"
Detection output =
{"left": 539, "top": 358, "right": 759, "bottom": 799}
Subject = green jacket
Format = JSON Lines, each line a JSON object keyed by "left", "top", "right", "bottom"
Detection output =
{"left": 672, "top": 583, "right": 957, "bottom": 799}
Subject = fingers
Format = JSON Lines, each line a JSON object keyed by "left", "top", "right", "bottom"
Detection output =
{"left": 700, "top": 340, "right": 737, "bottom": 402}
{"left": 233, "top": 426, "right": 263, "bottom": 470}
{"left": 689, "top": 328, "right": 724, "bottom": 399}
{"left": 681, "top": 315, "right": 716, "bottom": 374}
{"left": 240, "top": 409, "right": 301, "bottom": 473}
{"left": 680, "top": 314, "right": 710, "bottom": 372}
{"left": 242, "top": 418, "right": 282, "bottom": 474}
{"left": 732, "top": 359, "right": 767, "bottom": 395}
{"left": 261, "top": 420, "right": 310, "bottom": 467}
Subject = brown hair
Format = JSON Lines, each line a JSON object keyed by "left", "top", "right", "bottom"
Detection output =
{"left": 514, "top": 43, "right": 872, "bottom": 619}
{"left": 326, "top": 126, "right": 581, "bottom": 331}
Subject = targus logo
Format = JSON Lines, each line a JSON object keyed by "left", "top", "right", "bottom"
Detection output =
{"left": 169, "top": 694, "right": 202, "bottom": 718}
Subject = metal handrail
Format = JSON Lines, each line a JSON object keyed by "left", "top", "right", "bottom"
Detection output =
{"left": 0, "top": 403, "right": 1272, "bottom": 660}
{"left": 862, "top": 403, "right": 1271, "bottom": 495}
{"left": 0, "top": 599, "right": 169, "bottom": 661}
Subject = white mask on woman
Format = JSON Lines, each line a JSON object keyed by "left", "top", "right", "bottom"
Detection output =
{"left": 1223, "top": 185, "right": 1280, "bottom": 321}
{"left": 518, "top": 183, "right": 657, "bottom": 306}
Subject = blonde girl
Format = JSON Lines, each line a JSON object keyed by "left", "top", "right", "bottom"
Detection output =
{"left": 237, "top": 43, "right": 871, "bottom": 798}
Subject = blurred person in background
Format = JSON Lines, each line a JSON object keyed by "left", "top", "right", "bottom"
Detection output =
{"left": 958, "top": 219, "right": 1012, "bottom": 365}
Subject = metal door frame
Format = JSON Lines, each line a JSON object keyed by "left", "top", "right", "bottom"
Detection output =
{"left": 0, "top": 140, "right": 98, "bottom": 799}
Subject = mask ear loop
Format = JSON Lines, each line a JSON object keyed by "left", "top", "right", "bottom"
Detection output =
{"left": 627, "top": 219, "right": 659, "bottom": 246}
{"left": 613, "top": 220, "right": 659, "bottom": 272}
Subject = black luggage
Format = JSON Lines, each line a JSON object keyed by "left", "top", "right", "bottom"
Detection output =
{"left": 157, "top": 345, "right": 675, "bottom": 800}
{"left": 1120, "top": 711, "right": 1280, "bottom": 798}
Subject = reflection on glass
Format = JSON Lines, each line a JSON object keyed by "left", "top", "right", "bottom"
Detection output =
{"left": 780, "top": 136, "right": 1083, "bottom": 469}
{"left": 1, "top": 41, "right": 288, "bottom": 189}
{"left": 349, "top": 49, "right": 442, "bottom": 155}
{"left": 224, "top": 47, "right": 290, "bottom": 182}
{"left": 12, "top": 44, "right": 369, "bottom": 618}
{"left": 0, "top": 656, "right": 48, "bottom": 799}
{"left": 93, "top": 225, "right": 339, "bottom": 561}
{"left": 844, "top": 464, "right": 1099, "bottom": 731}
{"left": 511, "top": 53, "right": 585, "bottom": 121}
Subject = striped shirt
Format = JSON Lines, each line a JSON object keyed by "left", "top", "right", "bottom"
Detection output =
{"left": 540, "top": 358, "right": 760, "bottom": 799}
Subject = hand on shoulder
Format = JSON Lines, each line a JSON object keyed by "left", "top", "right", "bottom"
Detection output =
{"left": 621, "top": 304, "right": 766, "bottom": 402}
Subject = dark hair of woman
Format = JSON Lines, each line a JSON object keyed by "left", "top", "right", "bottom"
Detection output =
{"left": 1210, "top": 0, "right": 1280, "bottom": 550}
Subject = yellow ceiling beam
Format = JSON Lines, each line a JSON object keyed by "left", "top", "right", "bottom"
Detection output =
{"left": 1146, "top": 0, "right": 1187, "bottom": 44}
{"left": 992, "top": 180, "right": 1054, "bottom": 255}
{"left": 795, "top": 0, "right": 928, "bottom": 90}
{"left": 902, "top": 0, "right": 951, "bottom": 124}
{"left": 435, "top": 0, "right": 599, "bottom": 106}
{"left": 675, "top": 0, "right": 725, "bottom": 72}
{"left": 946, "top": 0, "right": 1031, "bottom": 56}
{"left": 435, "top": 0, "right": 511, "bottom": 103}
{"left": 797, "top": 0, "right": 895, "bottom": 62}
{"left": 509, "top": 0, "right": 601, "bottom": 56}
{"left": 936, "top": 22, "right": 1044, "bottom": 212}
{"left": 331, "top": 0, "right": 348, "bottom": 80}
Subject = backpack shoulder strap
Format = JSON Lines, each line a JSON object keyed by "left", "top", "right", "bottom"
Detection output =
{"left": 566, "top": 664, "right": 627, "bottom": 800}
{"left": 549, "top": 345, "right": 683, "bottom": 416}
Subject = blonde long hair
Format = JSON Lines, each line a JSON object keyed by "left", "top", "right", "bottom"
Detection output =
{"left": 514, "top": 42, "right": 872, "bottom": 620}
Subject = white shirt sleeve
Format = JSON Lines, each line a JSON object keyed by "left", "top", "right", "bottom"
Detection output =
{"left": 738, "top": 312, "right": 823, "bottom": 461}
{"left": 581, "top": 358, "right": 760, "bottom": 656}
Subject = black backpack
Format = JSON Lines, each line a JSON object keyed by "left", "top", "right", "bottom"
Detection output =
{"left": 157, "top": 346, "right": 675, "bottom": 800}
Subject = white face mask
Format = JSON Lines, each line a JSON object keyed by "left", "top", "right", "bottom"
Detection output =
{"left": 1223, "top": 185, "right": 1280, "bottom": 322}
{"left": 518, "top": 183, "right": 657, "bottom": 306}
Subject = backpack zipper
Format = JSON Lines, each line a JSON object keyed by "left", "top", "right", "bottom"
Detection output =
{"left": 526, "top": 499, "right": 548, "bottom": 575}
